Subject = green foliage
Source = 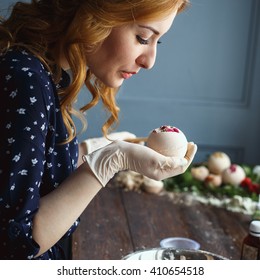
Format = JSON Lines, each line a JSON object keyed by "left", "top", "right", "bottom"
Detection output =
{"left": 163, "top": 165, "right": 259, "bottom": 202}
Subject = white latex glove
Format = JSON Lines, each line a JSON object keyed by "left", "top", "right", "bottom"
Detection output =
{"left": 83, "top": 131, "right": 136, "bottom": 154}
{"left": 83, "top": 140, "right": 197, "bottom": 187}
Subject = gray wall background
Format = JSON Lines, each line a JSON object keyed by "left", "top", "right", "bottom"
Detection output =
{"left": 2, "top": 0, "right": 260, "bottom": 165}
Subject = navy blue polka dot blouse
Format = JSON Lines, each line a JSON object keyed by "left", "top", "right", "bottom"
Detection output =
{"left": 0, "top": 49, "right": 80, "bottom": 259}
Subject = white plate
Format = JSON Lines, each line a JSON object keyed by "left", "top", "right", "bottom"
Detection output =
{"left": 123, "top": 248, "right": 227, "bottom": 260}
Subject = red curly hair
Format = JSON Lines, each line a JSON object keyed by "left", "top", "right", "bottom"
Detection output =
{"left": 0, "top": 0, "right": 189, "bottom": 143}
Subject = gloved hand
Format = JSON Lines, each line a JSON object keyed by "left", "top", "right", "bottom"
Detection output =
{"left": 83, "top": 131, "right": 137, "bottom": 154}
{"left": 83, "top": 140, "right": 197, "bottom": 187}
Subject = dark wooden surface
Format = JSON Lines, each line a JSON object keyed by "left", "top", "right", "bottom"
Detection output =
{"left": 72, "top": 184, "right": 251, "bottom": 260}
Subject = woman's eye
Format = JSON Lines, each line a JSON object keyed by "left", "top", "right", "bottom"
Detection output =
{"left": 136, "top": 35, "right": 149, "bottom": 45}
{"left": 136, "top": 35, "right": 162, "bottom": 45}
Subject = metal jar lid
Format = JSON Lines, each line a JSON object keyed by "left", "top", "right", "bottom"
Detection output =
{"left": 249, "top": 220, "right": 260, "bottom": 237}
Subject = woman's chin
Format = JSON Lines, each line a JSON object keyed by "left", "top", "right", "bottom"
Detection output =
{"left": 102, "top": 78, "right": 124, "bottom": 88}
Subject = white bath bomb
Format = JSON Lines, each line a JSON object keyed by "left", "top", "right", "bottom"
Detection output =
{"left": 142, "top": 176, "right": 164, "bottom": 194}
{"left": 222, "top": 164, "right": 246, "bottom": 186}
{"left": 207, "top": 152, "right": 231, "bottom": 174}
{"left": 147, "top": 125, "right": 188, "bottom": 157}
{"left": 205, "top": 174, "right": 222, "bottom": 188}
{"left": 191, "top": 166, "right": 209, "bottom": 181}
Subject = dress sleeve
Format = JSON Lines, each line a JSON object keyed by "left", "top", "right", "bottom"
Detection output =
{"left": 0, "top": 64, "right": 54, "bottom": 259}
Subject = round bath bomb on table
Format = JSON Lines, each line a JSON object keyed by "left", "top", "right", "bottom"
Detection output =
{"left": 142, "top": 176, "right": 164, "bottom": 194}
{"left": 222, "top": 164, "right": 246, "bottom": 186}
{"left": 147, "top": 125, "right": 188, "bottom": 157}
{"left": 207, "top": 152, "right": 231, "bottom": 175}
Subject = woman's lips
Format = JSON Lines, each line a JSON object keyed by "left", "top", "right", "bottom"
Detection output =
{"left": 121, "top": 71, "right": 136, "bottom": 79}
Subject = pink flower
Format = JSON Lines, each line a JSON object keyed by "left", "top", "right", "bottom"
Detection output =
{"left": 160, "top": 125, "right": 179, "bottom": 133}
{"left": 230, "top": 164, "right": 237, "bottom": 173}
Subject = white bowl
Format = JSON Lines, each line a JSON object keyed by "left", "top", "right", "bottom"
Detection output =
{"left": 160, "top": 237, "right": 200, "bottom": 250}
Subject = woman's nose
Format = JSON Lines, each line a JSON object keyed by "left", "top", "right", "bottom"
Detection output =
{"left": 136, "top": 47, "right": 157, "bottom": 70}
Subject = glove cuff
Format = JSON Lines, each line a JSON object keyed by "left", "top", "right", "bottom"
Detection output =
{"left": 82, "top": 141, "right": 126, "bottom": 187}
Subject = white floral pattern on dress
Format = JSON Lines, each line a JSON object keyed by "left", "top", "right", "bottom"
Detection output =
{"left": 0, "top": 49, "right": 79, "bottom": 259}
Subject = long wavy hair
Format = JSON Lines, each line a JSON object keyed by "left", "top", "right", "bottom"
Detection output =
{"left": 0, "top": 0, "right": 189, "bottom": 143}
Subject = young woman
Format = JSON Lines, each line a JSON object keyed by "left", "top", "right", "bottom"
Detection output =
{"left": 0, "top": 0, "right": 197, "bottom": 259}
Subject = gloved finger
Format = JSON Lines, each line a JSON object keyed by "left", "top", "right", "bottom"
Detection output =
{"left": 185, "top": 142, "right": 198, "bottom": 164}
{"left": 159, "top": 143, "right": 197, "bottom": 178}
{"left": 84, "top": 137, "right": 110, "bottom": 154}
{"left": 84, "top": 131, "right": 137, "bottom": 154}
{"left": 107, "top": 131, "right": 137, "bottom": 141}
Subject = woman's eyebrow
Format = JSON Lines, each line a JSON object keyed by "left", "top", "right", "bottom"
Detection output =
{"left": 138, "top": 25, "right": 160, "bottom": 35}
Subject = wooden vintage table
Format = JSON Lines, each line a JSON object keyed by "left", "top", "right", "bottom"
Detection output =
{"left": 71, "top": 182, "right": 251, "bottom": 260}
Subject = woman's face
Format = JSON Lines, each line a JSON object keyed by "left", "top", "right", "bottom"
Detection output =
{"left": 86, "top": 10, "right": 177, "bottom": 88}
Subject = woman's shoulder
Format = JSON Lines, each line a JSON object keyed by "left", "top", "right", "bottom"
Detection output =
{"left": 0, "top": 48, "right": 57, "bottom": 113}
{"left": 0, "top": 48, "right": 50, "bottom": 78}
